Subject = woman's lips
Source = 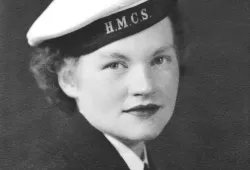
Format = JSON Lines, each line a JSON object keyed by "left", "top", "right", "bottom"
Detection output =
{"left": 123, "top": 104, "right": 161, "bottom": 117}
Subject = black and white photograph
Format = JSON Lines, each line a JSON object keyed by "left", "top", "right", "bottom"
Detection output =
{"left": 0, "top": 0, "right": 249, "bottom": 169}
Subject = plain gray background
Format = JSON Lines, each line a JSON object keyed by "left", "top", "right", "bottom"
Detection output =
{"left": 0, "top": 0, "right": 249, "bottom": 169}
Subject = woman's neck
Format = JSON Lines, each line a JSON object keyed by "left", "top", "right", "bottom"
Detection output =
{"left": 118, "top": 137, "right": 146, "bottom": 158}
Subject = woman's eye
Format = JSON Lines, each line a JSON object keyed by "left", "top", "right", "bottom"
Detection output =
{"left": 104, "top": 62, "right": 127, "bottom": 70}
{"left": 151, "top": 56, "right": 171, "bottom": 66}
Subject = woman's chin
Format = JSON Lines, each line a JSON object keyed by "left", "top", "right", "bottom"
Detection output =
{"left": 118, "top": 129, "right": 163, "bottom": 143}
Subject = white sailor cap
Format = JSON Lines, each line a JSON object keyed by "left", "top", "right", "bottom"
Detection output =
{"left": 27, "top": 0, "right": 177, "bottom": 50}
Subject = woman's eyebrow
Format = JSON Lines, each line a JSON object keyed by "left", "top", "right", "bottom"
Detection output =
{"left": 105, "top": 52, "right": 130, "bottom": 61}
{"left": 102, "top": 45, "right": 174, "bottom": 60}
{"left": 152, "top": 45, "right": 174, "bottom": 56}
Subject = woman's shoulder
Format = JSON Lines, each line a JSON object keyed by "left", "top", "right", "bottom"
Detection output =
{"left": 18, "top": 138, "right": 68, "bottom": 170}
{"left": 16, "top": 112, "right": 130, "bottom": 170}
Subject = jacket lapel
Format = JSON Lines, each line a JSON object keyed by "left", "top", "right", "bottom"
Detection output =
{"left": 146, "top": 147, "right": 157, "bottom": 170}
{"left": 58, "top": 112, "right": 130, "bottom": 170}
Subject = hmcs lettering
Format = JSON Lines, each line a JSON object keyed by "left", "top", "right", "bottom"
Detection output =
{"left": 104, "top": 8, "right": 150, "bottom": 34}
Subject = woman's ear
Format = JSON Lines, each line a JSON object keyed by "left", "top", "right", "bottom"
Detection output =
{"left": 58, "top": 58, "right": 79, "bottom": 98}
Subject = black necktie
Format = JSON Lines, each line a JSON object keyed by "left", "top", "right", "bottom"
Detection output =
{"left": 144, "top": 148, "right": 156, "bottom": 170}
{"left": 144, "top": 163, "right": 150, "bottom": 170}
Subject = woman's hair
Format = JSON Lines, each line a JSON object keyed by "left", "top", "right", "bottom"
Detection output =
{"left": 29, "top": 5, "right": 185, "bottom": 114}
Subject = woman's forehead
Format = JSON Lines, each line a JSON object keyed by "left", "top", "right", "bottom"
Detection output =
{"left": 92, "top": 45, "right": 175, "bottom": 63}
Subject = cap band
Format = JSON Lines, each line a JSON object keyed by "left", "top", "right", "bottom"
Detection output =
{"left": 45, "top": 0, "right": 176, "bottom": 56}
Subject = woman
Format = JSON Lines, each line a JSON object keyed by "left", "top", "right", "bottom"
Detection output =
{"left": 24, "top": 0, "right": 184, "bottom": 169}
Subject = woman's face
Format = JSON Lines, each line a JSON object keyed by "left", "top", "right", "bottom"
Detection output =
{"left": 71, "top": 17, "right": 179, "bottom": 142}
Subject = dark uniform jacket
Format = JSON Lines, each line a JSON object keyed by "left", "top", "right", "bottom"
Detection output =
{"left": 19, "top": 111, "right": 157, "bottom": 170}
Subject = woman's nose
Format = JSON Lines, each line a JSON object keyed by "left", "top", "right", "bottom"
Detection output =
{"left": 127, "top": 66, "right": 155, "bottom": 96}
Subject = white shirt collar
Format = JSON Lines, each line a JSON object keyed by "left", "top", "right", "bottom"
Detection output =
{"left": 104, "top": 134, "right": 149, "bottom": 170}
